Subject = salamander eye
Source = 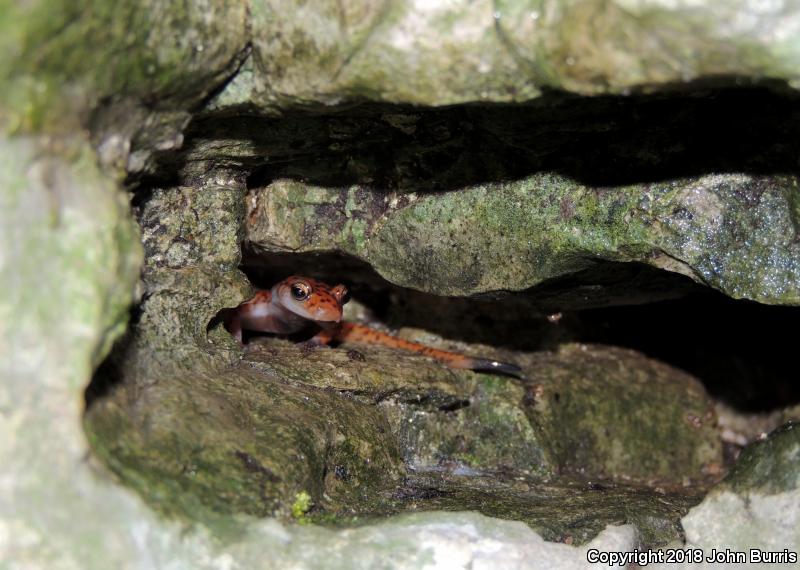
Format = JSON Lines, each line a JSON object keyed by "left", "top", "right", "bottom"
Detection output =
{"left": 290, "top": 283, "right": 310, "bottom": 300}
{"left": 340, "top": 287, "right": 351, "bottom": 305}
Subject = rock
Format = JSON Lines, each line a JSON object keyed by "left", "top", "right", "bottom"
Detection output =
{"left": 5, "top": 1, "right": 800, "bottom": 567}
{"left": 0, "top": 135, "right": 146, "bottom": 568}
{"left": 214, "top": 0, "right": 800, "bottom": 109}
{"left": 259, "top": 514, "right": 639, "bottom": 569}
{"left": 246, "top": 174, "right": 800, "bottom": 305}
{"left": 86, "top": 364, "right": 406, "bottom": 524}
{"left": 0, "top": 135, "right": 664, "bottom": 570}
{"left": 13, "top": 142, "right": 724, "bottom": 562}
{"left": 1, "top": 0, "right": 248, "bottom": 132}
{"left": 74, "top": 170, "right": 722, "bottom": 549}
{"left": 722, "top": 422, "right": 800, "bottom": 495}
{"left": 522, "top": 344, "right": 721, "bottom": 482}
{"left": 86, "top": 246, "right": 721, "bottom": 545}
{"left": 245, "top": 338, "right": 723, "bottom": 488}
{"left": 656, "top": 423, "right": 800, "bottom": 568}
{"left": 14, "top": 0, "right": 797, "bottom": 119}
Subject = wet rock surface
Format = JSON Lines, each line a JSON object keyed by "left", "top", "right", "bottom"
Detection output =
{"left": 91, "top": 176, "right": 722, "bottom": 544}
{"left": 83, "top": 172, "right": 726, "bottom": 549}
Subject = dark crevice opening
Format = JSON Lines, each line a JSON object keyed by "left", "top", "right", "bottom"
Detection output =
{"left": 139, "top": 84, "right": 800, "bottom": 195}
{"left": 576, "top": 295, "right": 800, "bottom": 412}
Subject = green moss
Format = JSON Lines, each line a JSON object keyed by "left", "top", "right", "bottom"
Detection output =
{"left": 292, "top": 491, "right": 313, "bottom": 520}
{"left": 248, "top": 172, "right": 800, "bottom": 304}
{"left": 361, "top": 176, "right": 650, "bottom": 295}
{"left": 0, "top": 0, "right": 247, "bottom": 133}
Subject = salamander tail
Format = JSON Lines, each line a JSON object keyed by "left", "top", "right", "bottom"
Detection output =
{"left": 466, "top": 358, "right": 523, "bottom": 378}
{"left": 334, "top": 322, "right": 523, "bottom": 378}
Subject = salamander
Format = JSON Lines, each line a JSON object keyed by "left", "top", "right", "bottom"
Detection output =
{"left": 224, "top": 276, "right": 521, "bottom": 377}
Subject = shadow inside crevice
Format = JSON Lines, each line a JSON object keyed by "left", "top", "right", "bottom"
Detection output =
{"left": 575, "top": 296, "right": 800, "bottom": 412}
{"left": 84, "top": 300, "right": 146, "bottom": 411}
{"left": 131, "top": 83, "right": 800, "bottom": 195}
{"left": 84, "top": 331, "right": 134, "bottom": 410}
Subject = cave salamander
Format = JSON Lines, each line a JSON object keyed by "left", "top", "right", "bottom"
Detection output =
{"left": 224, "top": 276, "right": 521, "bottom": 376}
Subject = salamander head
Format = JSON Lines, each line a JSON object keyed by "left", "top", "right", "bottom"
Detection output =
{"left": 273, "top": 276, "right": 350, "bottom": 323}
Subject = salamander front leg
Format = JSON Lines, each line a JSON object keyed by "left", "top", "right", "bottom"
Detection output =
{"left": 223, "top": 310, "right": 244, "bottom": 345}
{"left": 300, "top": 327, "right": 337, "bottom": 350}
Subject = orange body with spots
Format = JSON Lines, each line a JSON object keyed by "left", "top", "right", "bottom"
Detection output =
{"left": 224, "top": 276, "right": 521, "bottom": 377}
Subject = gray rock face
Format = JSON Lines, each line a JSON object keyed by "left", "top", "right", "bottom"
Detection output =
{"left": 0, "top": 136, "right": 145, "bottom": 569}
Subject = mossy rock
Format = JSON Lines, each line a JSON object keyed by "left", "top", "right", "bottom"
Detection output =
{"left": 246, "top": 174, "right": 800, "bottom": 305}
{"left": 85, "top": 325, "right": 722, "bottom": 546}
{"left": 722, "top": 421, "right": 800, "bottom": 495}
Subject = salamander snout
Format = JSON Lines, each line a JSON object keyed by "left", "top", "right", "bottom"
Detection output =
{"left": 311, "top": 304, "right": 343, "bottom": 323}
